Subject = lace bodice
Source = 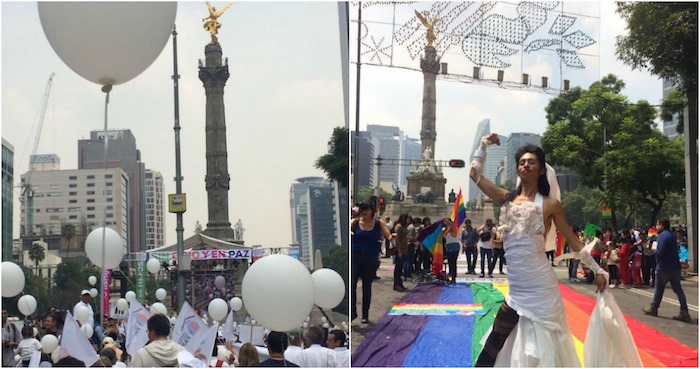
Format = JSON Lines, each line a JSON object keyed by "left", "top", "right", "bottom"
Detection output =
{"left": 499, "top": 200, "right": 545, "bottom": 239}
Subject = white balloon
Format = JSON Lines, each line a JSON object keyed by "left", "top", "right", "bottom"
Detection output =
{"left": 88, "top": 276, "right": 97, "bottom": 286}
{"left": 155, "top": 288, "right": 167, "bottom": 301}
{"left": 322, "top": 323, "right": 329, "bottom": 329}
{"left": 147, "top": 258, "right": 161, "bottom": 274}
{"left": 116, "top": 298, "right": 128, "bottom": 312}
{"left": 17, "top": 295, "right": 37, "bottom": 316}
{"left": 150, "top": 302, "right": 167, "bottom": 316}
{"left": 2, "top": 262, "right": 25, "bottom": 298}
{"left": 125, "top": 291, "right": 136, "bottom": 303}
{"left": 321, "top": 316, "right": 328, "bottom": 323}
{"left": 75, "top": 305, "right": 91, "bottom": 324}
{"left": 89, "top": 288, "right": 98, "bottom": 298}
{"left": 170, "top": 317, "right": 176, "bottom": 325}
{"left": 37, "top": 2, "right": 177, "bottom": 86}
{"left": 208, "top": 298, "right": 228, "bottom": 322}
{"left": 302, "top": 322, "right": 309, "bottom": 329}
{"left": 242, "top": 255, "right": 314, "bottom": 332}
{"left": 311, "top": 268, "right": 346, "bottom": 309}
{"left": 33, "top": 327, "right": 39, "bottom": 337}
{"left": 229, "top": 297, "right": 243, "bottom": 312}
{"left": 80, "top": 324, "right": 93, "bottom": 339}
{"left": 305, "top": 316, "right": 310, "bottom": 322}
{"left": 251, "top": 320, "right": 256, "bottom": 325}
{"left": 40, "top": 334, "right": 58, "bottom": 354}
{"left": 84, "top": 227, "right": 123, "bottom": 269}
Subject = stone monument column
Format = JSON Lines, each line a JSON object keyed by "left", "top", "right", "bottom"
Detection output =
{"left": 199, "top": 42, "right": 235, "bottom": 241}
{"left": 420, "top": 45, "right": 440, "bottom": 160}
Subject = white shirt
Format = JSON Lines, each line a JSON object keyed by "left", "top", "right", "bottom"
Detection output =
{"left": 296, "top": 344, "right": 336, "bottom": 368}
{"left": 478, "top": 225, "right": 494, "bottom": 250}
{"left": 332, "top": 347, "right": 349, "bottom": 368}
{"left": 284, "top": 345, "right": 302, "bottom": 366}
{"left": 73, "top": 300, "right": 95, "bottom": 328}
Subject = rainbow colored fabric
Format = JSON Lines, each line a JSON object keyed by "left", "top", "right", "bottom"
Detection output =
{"left": 418, "top": 220, "right": 445, "bottom": 275}
{"left": 648, "top": 228, "right": 658, "bottom": 239}
{"left": 450, "top": 188, "right": 466, "bottom": 227}
{"left": 352, "top": 281, "right": 698, "bottom": 367}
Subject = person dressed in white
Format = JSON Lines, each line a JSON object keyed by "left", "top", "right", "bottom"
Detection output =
{"left": 326, "top": 330, "right": 349, "bottom": 368}
{"left": 73, "top": 290, "right": 95, "bottom": 328}
{"left": 470, "top": 134, "right": 607, "bottom": 367}
{"left": 296, "top": 326, "right": 336, "bottom": 367}
{"left": 283, "top": 334, "right": 303, "bottom": 365}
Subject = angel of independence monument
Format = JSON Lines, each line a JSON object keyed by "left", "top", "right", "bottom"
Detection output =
{"left": 167, "top": 2, "right": 249, "bottom": 312}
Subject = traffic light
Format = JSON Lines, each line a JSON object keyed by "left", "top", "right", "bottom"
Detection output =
{"left": 449, "top": 159, "right": 465, "bottom": 168}
{"left": 378, "top": 197, "right": 386, "bottom": 215}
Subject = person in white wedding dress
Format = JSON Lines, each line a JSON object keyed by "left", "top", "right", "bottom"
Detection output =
{"left": 469, "top": 133, "right": 607, "bottom": 367}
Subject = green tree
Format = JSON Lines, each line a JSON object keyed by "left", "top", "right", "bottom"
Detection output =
{"left": 322, "top": 245, "right": 348, "bottom": 316}
{"left": 61, "top": 223, "right": 76, "bottom": 257}
{"left": 355, "top": 186, "right": 392, "bottom": 205}
{"left": 316, "top": 127, "right": 349, "bottom": 188}
{"left": 28, "top": 242, "right": 46, "bottom": 276}
{"left": 542, "top": 74, "right": 684, "bottom": 228}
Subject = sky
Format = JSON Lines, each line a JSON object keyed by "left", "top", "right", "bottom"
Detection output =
{"left": 349, "top": 1, "right": 665, "bottom": 201}
{"left": 1, "top": 2, "right": 346, "bottom": 248}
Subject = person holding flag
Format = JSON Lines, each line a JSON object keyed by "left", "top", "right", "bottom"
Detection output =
{"left": 443, "top": 217, "right": 461, "bottom": 284}
{"left": 469, "top": 134, "right": 607, "bottom": 366}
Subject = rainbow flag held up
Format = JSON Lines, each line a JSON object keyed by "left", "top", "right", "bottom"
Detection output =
{"left": 450, "top": 188, "right": 467, "bottom": 227}
{"left": 648, "top": 228, "right": 658, "bottom": 239}
{"left": 418, "top": 220, "right": 445, "bottom": 275}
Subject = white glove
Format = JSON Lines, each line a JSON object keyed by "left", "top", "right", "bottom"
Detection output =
{"left": 470, "top": 136, "right": 494, "bottom": 184}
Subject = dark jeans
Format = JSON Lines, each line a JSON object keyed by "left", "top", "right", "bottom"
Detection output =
{"left": 642, "top": 255, "right": 656, "bottom": 285}
{"left": 568, "top": 259, "right": 580, "bottom": 279}
{"left": 446, "top": 250, "right": 459, "bottom": 281}
{"left": 608, "top": 264, "right": 619, "bottom": 283}
{"left": 414, "top": 246, "right": 422, "bottom": 272}
{"left": 480, "top": 248, "right": 493, "bottom": 275}
{"left": 404, "top": 245, "right": 415, "bottom": 278}
{"left": 651, "top": 269, "right": 688, "bottom": 311}
{"left": 384, "top": 238, "right": 391, "bottom": 257}
{"left": 422, "top": 248, "right": 432, "bottom": 271}
{"left": 491, "top": 248, "right": 505, "bottom": 273}
{"left": 394, "top": 253, "right": 404, "bottom": 283}
{"left": 352, "top": 252, "right": 378, "bottom": 320}
{"left": 465, "top": 246, "right": 478, "bottom": 272}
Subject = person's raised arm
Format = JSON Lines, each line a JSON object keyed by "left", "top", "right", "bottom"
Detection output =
{"left": 469, "top": 133, "right": 509, "bottom": 205}
{"left": 380, "top": 220, "right": 393, "bottom": 241}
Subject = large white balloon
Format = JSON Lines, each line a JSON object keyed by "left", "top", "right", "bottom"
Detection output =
{"left": 311, "top": 268, "right": 346, "bottom": 309}
{"left": 17, "top": 295, "right": 37, "bottom": 316}
{"left": 84, "top": 227, "right": 123, "bottom": 269}
{"left": 2, "top": 262, "right": 25, "bottom": 298}
{"left": 147, "top": 258, "right": 161, "bottom": 274}
{"left": 125, "top": 291, "right": 136, "bottom": 303}
{"left": 150, "top": 302, "right": 167, "bottom": 316}
{"left": 242, "top": 255, "right": 314, "bottom": 332}
{"left": 208, "top": 298, "right": 228, "bottom": 322}
{"left": 80, "top": 324, "right": 93, "bottom": 339}
{"left": 229, "top": 297, "right": 243, "bottom": 312}
{"left": 75, "top": 305, "right": 91, "bottom": 324}
{"left": 89, "top": 288, "right": 98, "bottom": 298}
{"left": 116, "top": 298, "right": 128, "bottom": 312}
{"left": 155, "top": 288, "right": 167, "bottom": 301}
{"left": 40, "top": 334, "right": 58, "bottom": 354}
{"left": 88, "top": 276, "right": 97, "bottom": 286}
{"left": 37, "top": 2, "right": 177, "bottom": 86}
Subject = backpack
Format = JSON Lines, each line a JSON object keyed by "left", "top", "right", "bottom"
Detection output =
{"left": 479, "top": 230, "right": 492, "bottom": 242}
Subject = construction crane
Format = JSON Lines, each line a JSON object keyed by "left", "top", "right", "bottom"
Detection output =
{"left": 20, "top": 73, "right": 55, "bottom": 237}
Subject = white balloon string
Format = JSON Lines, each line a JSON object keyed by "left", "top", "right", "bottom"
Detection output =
{"left": 100, "top": 86, "right": 111, "bottom": 333}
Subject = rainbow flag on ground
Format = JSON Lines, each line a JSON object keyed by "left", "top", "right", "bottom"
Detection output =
{"left": 352, "top": 281, "right": 699, "bottom": 367}
{"left": 450, "top": 188, "right": 466, "bottom": 227}
{"left": 418, "top": 220, "right": 445, "bottom": 275}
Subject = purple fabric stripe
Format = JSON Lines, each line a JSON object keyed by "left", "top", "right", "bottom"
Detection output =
{"left": 352, "top": 283, "right": 444, "bottom": 367}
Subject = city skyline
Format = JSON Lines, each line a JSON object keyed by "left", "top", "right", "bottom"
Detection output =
{"left": 350, "top": 2, "right": 664, "bottom": 200}
{"left": 2, "top": 2, "right": 346, "bottom": 248}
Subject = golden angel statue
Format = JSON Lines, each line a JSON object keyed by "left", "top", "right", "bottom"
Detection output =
{"left": 203, "top": 1, "right": 236, "bottom": 44}
{"left": 414, "top": 10, "right": 437, "bottom": 46}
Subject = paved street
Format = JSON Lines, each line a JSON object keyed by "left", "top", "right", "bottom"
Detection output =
{"left": 351, "top": 254, "right": 698, "bottom": 354}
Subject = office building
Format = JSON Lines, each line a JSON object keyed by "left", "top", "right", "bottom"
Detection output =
{"left": 2, "top": 139, "right": 14, "bottom": 261}
{"left": 78, "top": 129, "right": 145, "bottom": 254}
{"left": 662, "top": 79, "right": 680, "bottom": 140}
{"left": 144, "top": 169, "right": 165, "bottom": 250}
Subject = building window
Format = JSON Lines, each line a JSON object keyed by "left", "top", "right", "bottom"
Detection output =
{"left": 106, "top": 214, "right": 113, "bottom": 218}
{"left": 68, "top": 207, "right": 80, "bottom": 212}
{"left": 106, "top": 182, "right": 113, "bottom": 187}
{"left": 87, "top": 207, "right": 95, "bottom": 211}
{"left": 105, "top": 174, "right": 113, "bottom": 179}
{"left": 69, "top": 176, "right": 77, "bottom": 180}
{"left": 69, "top": 215, "right": 77, "bottom": 219}
{"left": 87, "top": 191, "right": 95, "bottom": 195}
{"left": 107, "top": 198, "right": 113, "bottom": 202}
{"left": 87, "top": 183, "right": 95, "bottom": 187}
{"left": 106, "top": 206, "right": 113, "bottom": 210}
{"left": 69, "top": 200, "right": 77, "bottom": 204}
{"left": 69, "top": 184, "right": 77, "bottom": 188}
{"left": 87, "top": 175, "right": 95, "bottom": 179}
{"left": 87, "top": 199, "right": 95, "bottom": 203}
{"left": 87, "top": 215, "right": 95, "bottom": 219}
{"left": 69, "top": 192, "right": 77, "bottom": 196}
{"left": 50, "top": 184, "right": 59, "bottom": 189}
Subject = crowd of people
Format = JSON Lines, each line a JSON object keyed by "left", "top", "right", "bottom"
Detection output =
{"left": 2, "top": 298, "right": 350, "bottom": 368}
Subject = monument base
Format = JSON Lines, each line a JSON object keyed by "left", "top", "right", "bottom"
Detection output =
{"left": 384, "top": 200, "right": 498, "bottom": 226}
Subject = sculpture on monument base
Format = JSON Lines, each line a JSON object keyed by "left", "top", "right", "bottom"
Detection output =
{"left": 392, "top": 184, "right": 405, "bottom": 202}
{"left": 448, "top": 189, "right": 457, "bottom": 203}
{"left": 413, "top": 191, "right": 436, "bottom": 204}
{"left": 418, "top": 146, "right": 437, "bottom": 173}
{"left": 203, "top": 1, "right": 235, "bottom": 44}
{"left": 234, "top": 219, "right": 245, "bottom": 241}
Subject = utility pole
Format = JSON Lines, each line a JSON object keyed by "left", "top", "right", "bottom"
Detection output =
{"left": 171, "top": 24, "right": 186, "bottom": 310}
